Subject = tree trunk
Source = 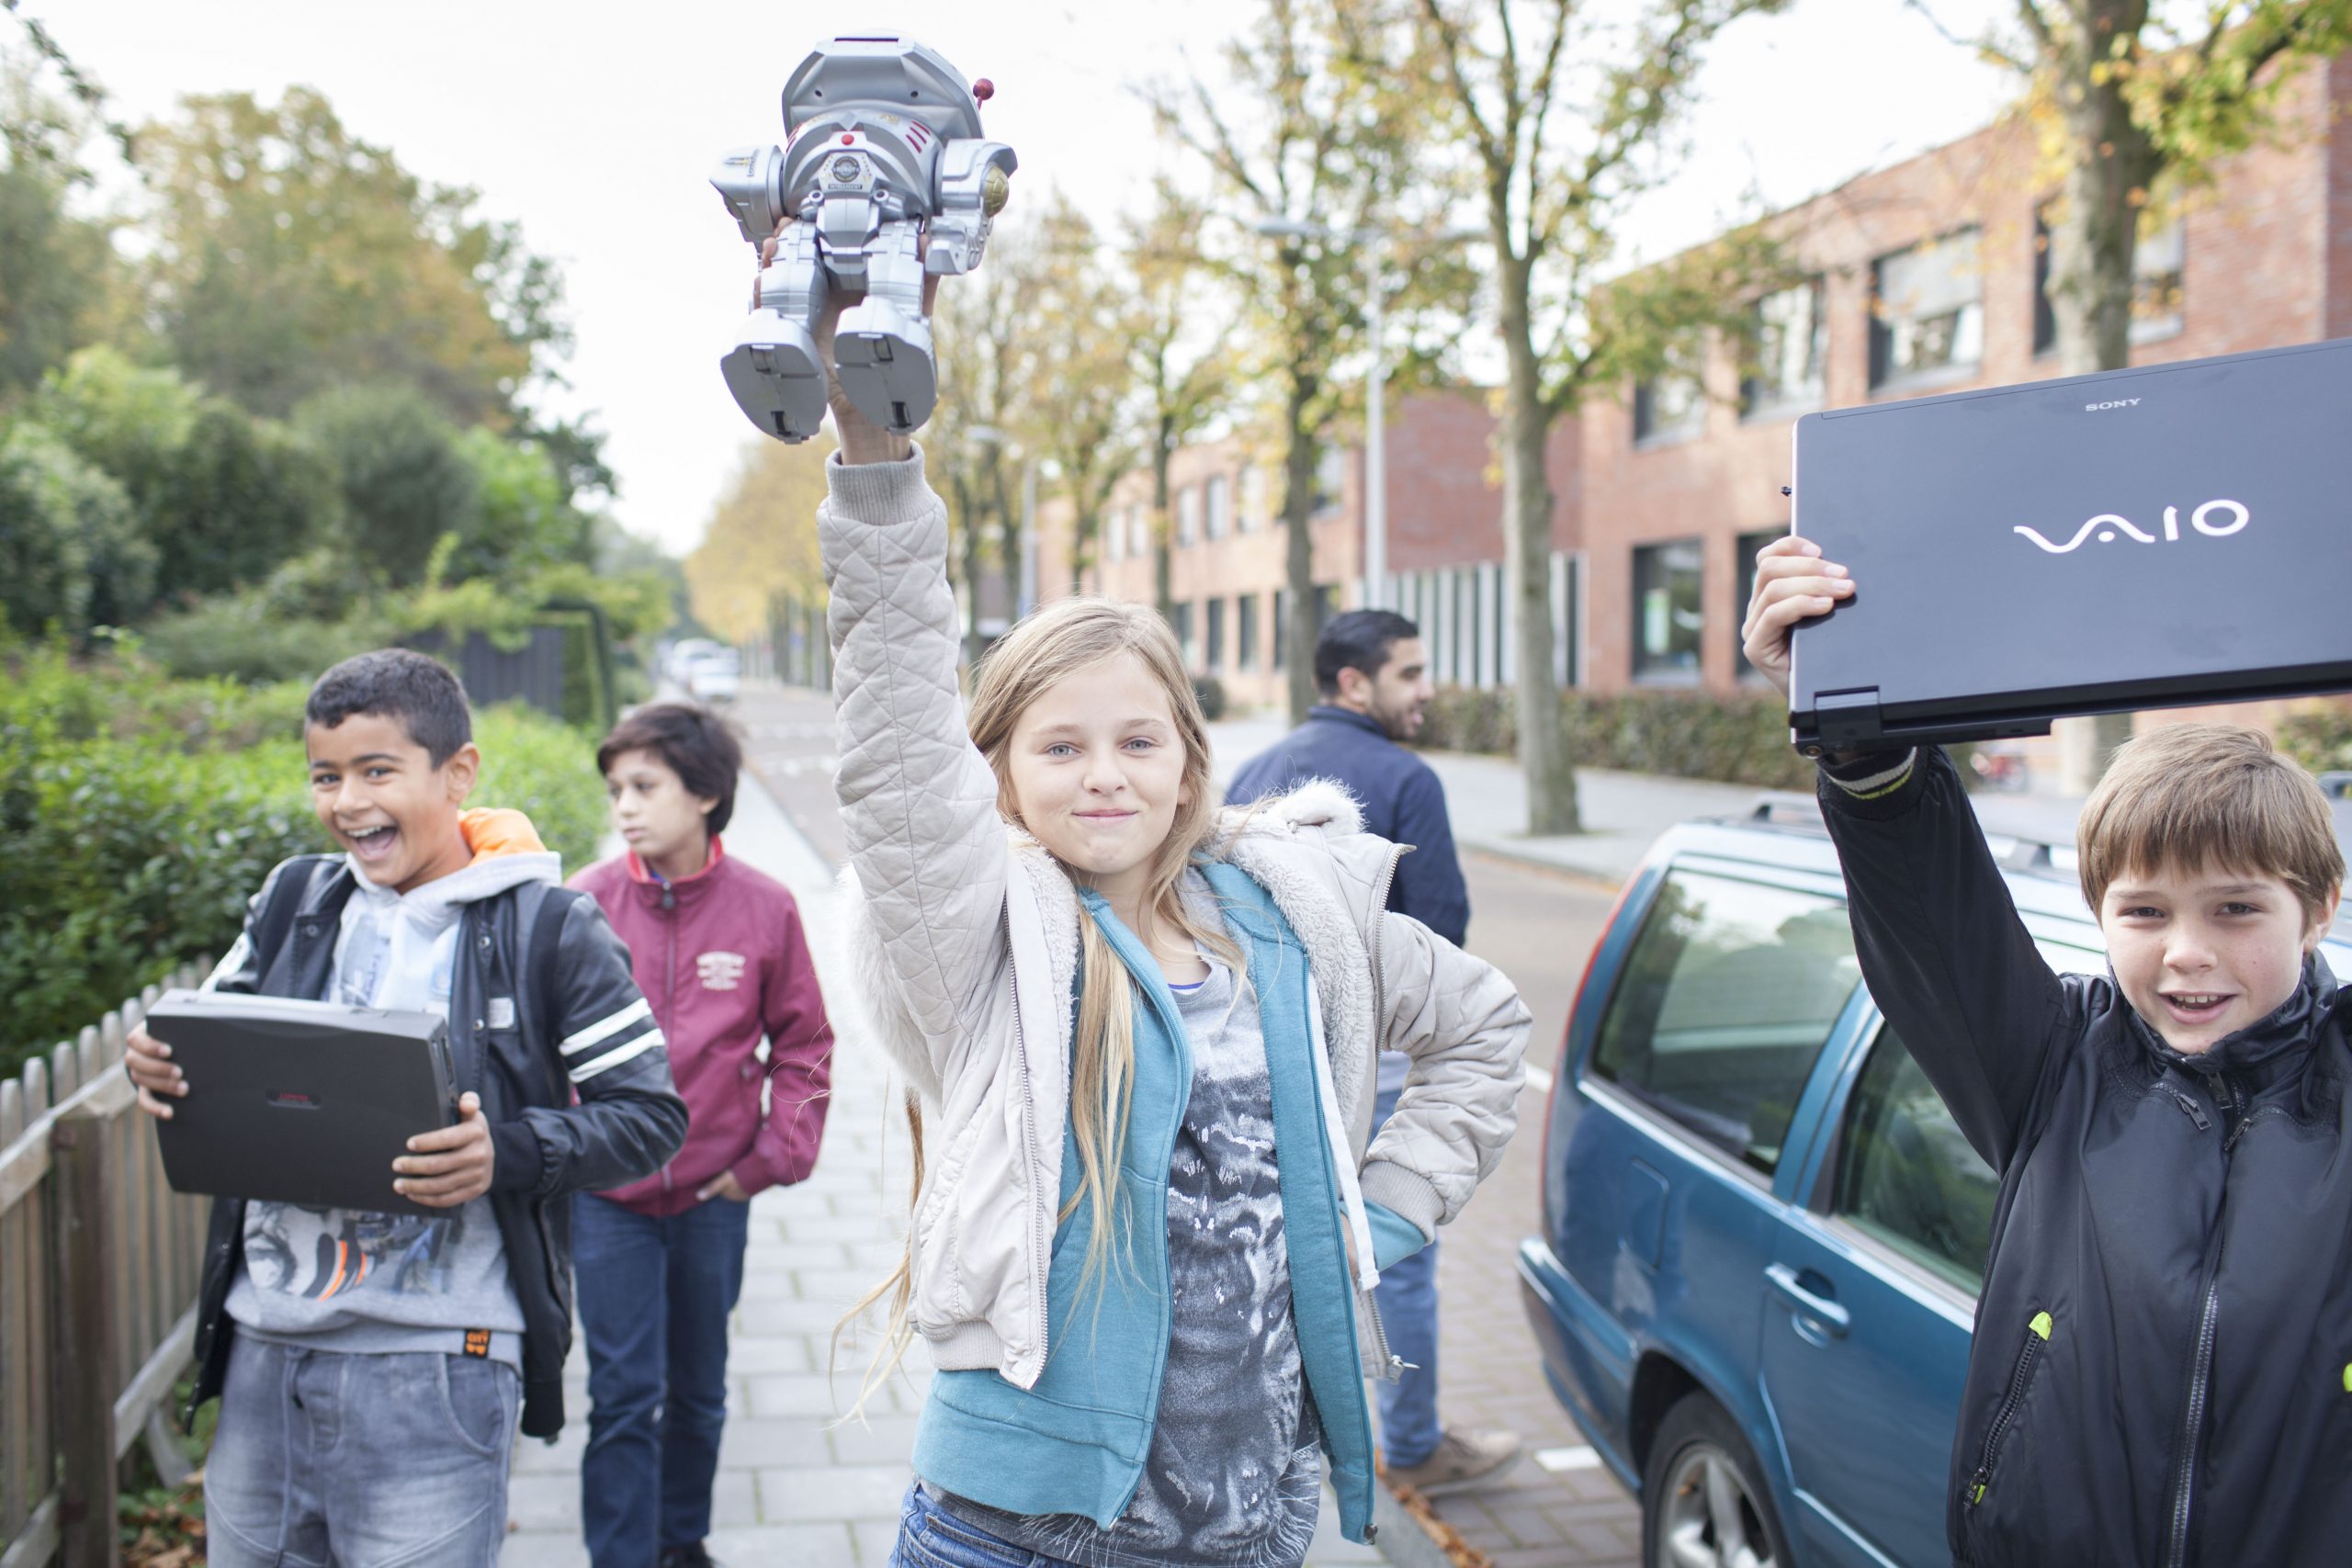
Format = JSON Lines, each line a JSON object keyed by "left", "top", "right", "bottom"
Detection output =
{"left": 991, "top": 449, "right": 1020, "bottom": 635}
{"left": 1153, "top": 412, "right": 1177, "bottom": 626}
{"left": 2047, "top": 0, "right": 2159, "bottom": 790}
{"left": 1496, "top": 250, "right": 1580, "bottom": 833}
{"left": 1281, "top": 378, "right": 1320, "bottom": 728}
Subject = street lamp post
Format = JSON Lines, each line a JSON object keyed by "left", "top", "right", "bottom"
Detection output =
{"left": 1250, "top": 220, "right": 1476, "bottom": 614}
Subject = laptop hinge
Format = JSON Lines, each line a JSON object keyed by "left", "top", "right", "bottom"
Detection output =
{"left": 1814, "top": 687, "right": 1884, "bottom": 750}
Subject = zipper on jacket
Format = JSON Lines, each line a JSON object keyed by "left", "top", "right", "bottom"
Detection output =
{"left": 1001, "top": 901, "right": 1051, "bottom": 1376}
{"left": 2162, "top": 1235, "right": 2225, "bottom": 1568}
{"left": 1366, "top": 845, "right": 1405, "bottom": 1028}
{"left": 2160, "top": 1069, "right": 2241, "bottom": 1568}
{"left": 2163, "top": 1085, "right": 2211, "bottom": 1132}
{"left": 1965, "top": 1310, "right": 2054, "bottom": 1506}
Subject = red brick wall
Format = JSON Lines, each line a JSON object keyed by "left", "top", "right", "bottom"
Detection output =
{"left": 1578, "top": 60, "right": 2345, "bottom": 694}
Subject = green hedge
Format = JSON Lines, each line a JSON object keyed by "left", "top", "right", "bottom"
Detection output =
{"left": 2279, "top": 702, "right": 2352, "bottom": 778}
{"left": 1, "top": 646, "right": 608, "bottom": 1077}
{"left": 1416, "top": 683, "right": 1815, "bottom": 791}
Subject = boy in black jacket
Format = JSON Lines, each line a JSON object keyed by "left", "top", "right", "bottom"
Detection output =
{"left": 1745, "top": 536, "right": 2349, "bottom": 1568}
{"left": 126, "top": 650, "right": 686, "bottom": 1568}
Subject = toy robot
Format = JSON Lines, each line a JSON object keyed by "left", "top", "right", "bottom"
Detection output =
{"left": 712, "top": 37, "right": 1016, "bottom": 443}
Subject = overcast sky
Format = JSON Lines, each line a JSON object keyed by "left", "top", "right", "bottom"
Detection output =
{"left": 49, "top": 0, "right": 2010, "bottom": 557}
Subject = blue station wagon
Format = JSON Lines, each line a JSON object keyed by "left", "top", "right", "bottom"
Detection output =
{"left": 1516, "top": 790, "right": 2352, "bottom": 1568}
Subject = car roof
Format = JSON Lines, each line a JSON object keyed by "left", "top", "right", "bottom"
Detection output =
{"left": 1657, "top": 786, "right": 2352, "bottom": 950}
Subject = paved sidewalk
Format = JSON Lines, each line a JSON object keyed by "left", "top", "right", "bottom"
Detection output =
{"left": 1206, "top": 714, "right": 1763, "bottom": 888}
{"left": 503, "top": 761, "right": 1385, "bottom": 1566}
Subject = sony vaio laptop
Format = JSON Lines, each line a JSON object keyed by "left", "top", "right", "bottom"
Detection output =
{"left": 145, "top": 989, "right": 458, "bottom": 1216}
{"left": 1786, "top": 338, "right": 2352, "bottom": 757}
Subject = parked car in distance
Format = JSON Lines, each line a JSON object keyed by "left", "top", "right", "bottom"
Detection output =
{"left": 680, "top": 647, "right": 741, "bottom": 705}
{"left": 1517, "top": 790, "right": 2352, "bottom": 1568}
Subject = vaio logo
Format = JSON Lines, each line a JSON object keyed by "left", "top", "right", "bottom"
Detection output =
{"left": 2014, "top": 499, "right": 2250, "bottom": 554}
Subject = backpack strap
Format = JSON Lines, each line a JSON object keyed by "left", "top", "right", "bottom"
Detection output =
{"left": 214, "top": 855, "right": 338, "bottom": 991}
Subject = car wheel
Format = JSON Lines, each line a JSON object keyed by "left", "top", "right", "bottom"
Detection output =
{"left": 1641, "top": 1392, "right": 1792, "bottom": 1568}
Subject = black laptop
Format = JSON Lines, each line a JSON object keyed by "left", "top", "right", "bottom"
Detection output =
{"left": 145, "top": 989, "right": 458, "bottom": 1216}
{"left": 1787, "top": 338, "right": 2352, "bottom": 756}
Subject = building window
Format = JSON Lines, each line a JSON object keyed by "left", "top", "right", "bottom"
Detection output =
{"left": 1239, "top": 467, "right": 1267, "bottom": 532}
{"left": 1632, "top": 539, "right": 1704, "bottom": 683}
{"left": 1272, "top": 588, "right": 1287, "bottom": 670}
{"left": 1238, "top": 592, "right": 1261, "bottom": 671}
{"left": 1173, "top": 600, "right": 1197, "bottom": 665}
{"left": 1871, "top": 230, "right": 1983, "bottom": 389}
{"left": 1311, "top": 584, "right": 1336, "bottom": 641}
{"left": 1205, "top": 596, "right": 1226, "bottom": 670}
{"left": 1312, "top": 446, "right": 1345, "bottom": 515}
{"left": 2033, "top": 212, "right": 2186, "bottom": 355}
{"left": 1633, "top": 361, "right": 1705, "bottom": 446}
{"left": 1204, "top": 475, "right": 1232, "bottom": 539}
{"left": 1742, "top": 278, "right": 1827, "bottom": 418}
{"left": 1177, "top": 487, "right": 1200, "bottom": 546}
{"left": 1735, "top": 528, "right": 1783, "bottom": 682}
{"left": 1134, "top": 506, "right": 1153, "bottom": 558}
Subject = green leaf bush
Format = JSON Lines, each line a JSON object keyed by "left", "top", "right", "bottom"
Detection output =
{"left": 0, "top": 644, "right": 609, "bottom": 1077}
{"left": 1416, "top": 684, "right": 1815, "bottom": 791}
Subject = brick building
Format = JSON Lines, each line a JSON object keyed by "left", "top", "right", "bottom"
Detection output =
{"left": 1041, "top": 52, "right": 2352, "bottom": 729}
{"left": 1038, "top": 391, "right": 1578, "bottom": 712}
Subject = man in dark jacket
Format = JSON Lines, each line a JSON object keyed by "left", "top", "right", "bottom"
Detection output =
{"left": 1747, "top": 537, "right": 2352, "bottom": 1568}
{"left": 1227, "top": 609, "right": 1519, "bottom": 1495}
{"left": 127, "top": 650, "right": 686, "bottom": 1568}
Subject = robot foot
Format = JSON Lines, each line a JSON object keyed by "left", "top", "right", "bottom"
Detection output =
{"left": 720, "top": 312, "right": 831, "bottom": 442}
{"left": 832, "top": 299, "right": 940, "bottom": 434}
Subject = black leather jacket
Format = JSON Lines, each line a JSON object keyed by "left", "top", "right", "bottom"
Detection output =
{"left": 1821, "top": 748, "right": 2352, "bottom": 1568}
{"left": 187, "top": 854, "right": 688, "bottom": 1438}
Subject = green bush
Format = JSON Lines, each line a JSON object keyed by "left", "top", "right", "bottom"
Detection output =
{"left": 2279, "top": 701, "right": 2352, "bottom": 778}
{"left": 1417, "top": 683, "right": 1815, "bottom": 791}
{"left": 0, "top": 645, "right": 608, "bottom": 1075}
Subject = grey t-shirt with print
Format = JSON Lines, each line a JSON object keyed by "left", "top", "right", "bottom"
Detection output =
{"left": 223, "top": 857, "right": 531, "bottom": 1365}
{"left": 942, "top": 875, "right": 1322, "bottom": 1567}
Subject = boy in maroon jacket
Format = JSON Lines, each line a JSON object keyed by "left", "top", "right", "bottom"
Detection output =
{"left": 569, "top": 701, "right": 833, "bottom": 1568}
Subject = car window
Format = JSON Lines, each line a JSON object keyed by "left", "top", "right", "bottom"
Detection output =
{"left": 1591, "top": 870, "right": 1861, "bottom": 1175}
{"left": 1836, "top": 1026, "right": 1998, "bottom": 1293}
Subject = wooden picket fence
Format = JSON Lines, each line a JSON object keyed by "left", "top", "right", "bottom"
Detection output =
{"left": 1, "top": 963, "right": 213, "bottom": 1568}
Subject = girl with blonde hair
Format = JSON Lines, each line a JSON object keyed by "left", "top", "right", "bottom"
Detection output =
{"left": 808, "top": 295, "right": 1529, "bottom": 1568}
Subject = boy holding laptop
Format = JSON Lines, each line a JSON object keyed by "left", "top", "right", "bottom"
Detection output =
{"left": 1745, "top": 536, "right": 2349, "bottom": 1568}
{"left": 126, "top": 649, "right": 687, "bottom": 1567}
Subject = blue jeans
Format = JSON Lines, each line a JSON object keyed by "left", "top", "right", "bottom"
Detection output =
{"left": 1373, "top": 1085, "right": 1442, "bottom": 1468}
{"left": 892, "top": 1483, "right": 1078, "bottom": 1567}
{"left": 202, "top": 1334, "right": 519, "bottom": 1567}
{"left": 573, "top": 1190, "right": 752, "bottom": 1568}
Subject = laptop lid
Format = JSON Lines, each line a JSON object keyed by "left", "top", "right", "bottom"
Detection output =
{"left": 146, "top": 989, "right": 457, "bottom": 1217}
{"left": 1787, "top": 337, "right": 2352, "bottom": 755}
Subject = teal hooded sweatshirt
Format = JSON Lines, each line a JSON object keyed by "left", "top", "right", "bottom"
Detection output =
{"left": 909, "top": 859, "right": 1395, "bottom": 1543}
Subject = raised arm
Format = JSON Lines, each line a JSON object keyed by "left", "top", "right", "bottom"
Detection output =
{"left": 1816, "top": 748, "right": 2069, "bottom": 1172}
{"left": 815, "top": 288, "right": 1011, "bottom": 1081}
{"left": 1743, "top": 535, "right": 2066, "bottom": 1172}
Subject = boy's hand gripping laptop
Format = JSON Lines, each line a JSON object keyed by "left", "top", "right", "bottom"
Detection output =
{"left": 144, "top": 989, "right": 458, "bottom": 1217}
{"left": 1787, "top": 337, "right": 2352, "bottom": 756}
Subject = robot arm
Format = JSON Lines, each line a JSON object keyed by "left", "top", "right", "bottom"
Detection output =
{"left": 926, "top": 140, "right": 1017, "bottom": 276}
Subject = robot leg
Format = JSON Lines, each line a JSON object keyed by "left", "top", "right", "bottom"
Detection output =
{"left": 719, "top": 220, "right": 831, "bottom": 443}
{"left": 832, "top": 218, "right": 938, "bottom": 435}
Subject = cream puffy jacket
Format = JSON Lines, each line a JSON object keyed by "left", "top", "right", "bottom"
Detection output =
{"left": 822, "top": 449, "right": 1529, "bottom": 1391}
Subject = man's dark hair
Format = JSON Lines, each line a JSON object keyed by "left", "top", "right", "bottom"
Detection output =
{"left": 1314, "top": 609, "right": 1420, "bottom": 697}
{"left": 305, "top": 649, "right": 473, "bottom": 766}
{"left": 596, "top": 702, "right": 744, "bottom": 836}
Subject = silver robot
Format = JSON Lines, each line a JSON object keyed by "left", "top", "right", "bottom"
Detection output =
{"left": 712, "top": 37, "right": 1016, "bottom": 443}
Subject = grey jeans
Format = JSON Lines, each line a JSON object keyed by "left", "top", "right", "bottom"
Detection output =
{"left": 203, "top": 1334, "right": 521, "bottom": 1567}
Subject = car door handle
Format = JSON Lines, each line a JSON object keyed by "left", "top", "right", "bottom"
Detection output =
{"left": 1765, "top": 1263, "right": 1851, "bottom": 1338}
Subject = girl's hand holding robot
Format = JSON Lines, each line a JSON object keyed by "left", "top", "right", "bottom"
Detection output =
{"left": 712, "top": 35, "right": 1013, "bottom": 446}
